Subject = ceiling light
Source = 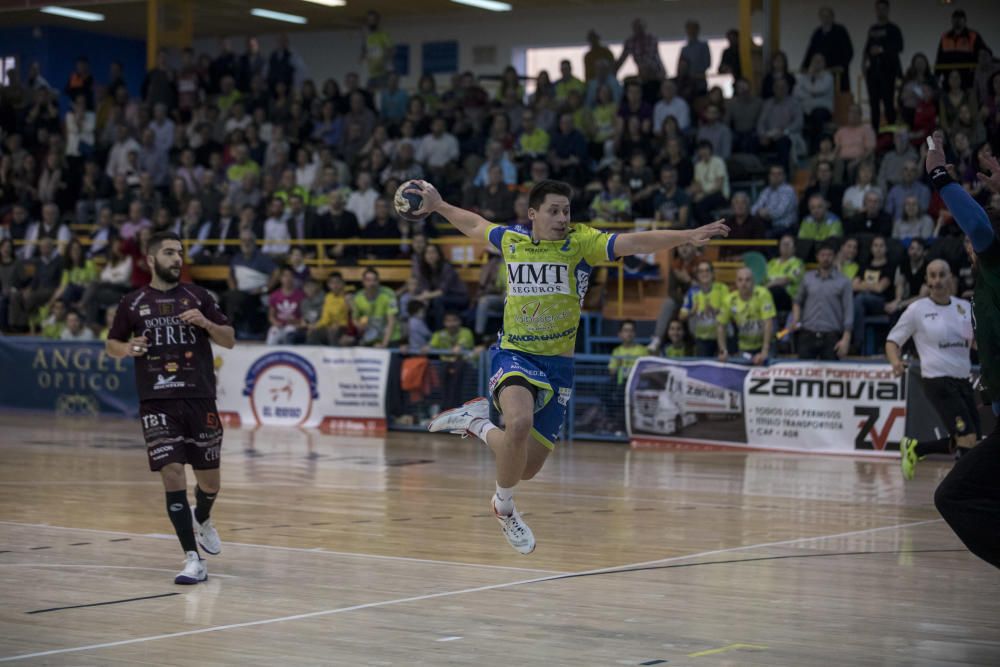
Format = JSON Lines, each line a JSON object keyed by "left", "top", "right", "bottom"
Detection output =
{"left": 300, "top": 0, "right": 347, "bottom": 6}
{"left": 450, "top": 0, "right": 512, "bottom": 11}
{"left": 40, "top": 6, "right": 105, "bottom": 22}
{"left": 250, "top": 8, "right": 308, "bottom": 24}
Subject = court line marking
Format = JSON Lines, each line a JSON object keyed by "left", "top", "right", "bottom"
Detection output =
{"left": 0, "top": 518, "right": 943, "bottom": 663}
{"left": 27, "top": 592, "right": 182, "bottom": 615}
{"left": 688, "top": 643, "right": 768, "bottom": 657}
{"left": 0, "top": 521, "right": 563, "bottom": 575}
{"left": 0, "top": 564, "right": 237, "bottom": 579}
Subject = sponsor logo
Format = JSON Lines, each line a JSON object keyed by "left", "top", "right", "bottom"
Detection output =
{"left": 139, "top": 305, "right": 151, "bottom": 316}
{"left": 142, "top": 413, "right": 167, "bottom": 429}
{"left": 938, "top": 340, "right": 969, "bottom": 350}
{"left": 140, "top": 315, "right": 199, "bottom": 347}
{"left": 557, "top": 387, "right": 572, "bottom": 406}
{"left": 202, "top": 445, "right": 221, "bottom": 462}
{"left": 854, "top": 406, "right": 906, "bottom": 451}
{"left": 506, "top": 262, "right": 570, "bottom": 296}
{"left": 576, "top": 268, "right": 590, "bottom": 306}
{"left": 180, "top": 298, "right": 190, "bottom": 308}
{"left": 165, "top": 362, "right": 179, "bottom": 373}
{"left": 515, "top": 301, "right": 569, "bottom": 326}
{"left": 54, "top": 394, "right": 99, "bottom": 418}
{"left": 151, "top": 444, "right": 175, "bottom": 458}
{"left": 270, "top": 382, "right": 293, "bottom": 402}
{"left": 243, "top": 351, "right": 319, "bottom": 427}
{"left": 507, "top": 326, "right": 576, "bottom": 343}
{"left": 747, "top": 376, "right": 903, "bottom": 401}
{"left": 488, "top": 368, "right": 504, "bottom": 393}
{"left": 153, "top": 374, "right": 185, "bottom": 390}
{"left": 169, "top": 502, "right": 184, "bottom": 511}
{"left": 159, "top": 303, "right": 174, "bottom": 315}
{"left": 955, "top": 416, "right": 967, "bottom": 433}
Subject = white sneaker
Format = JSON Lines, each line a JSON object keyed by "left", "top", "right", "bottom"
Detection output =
{"left": 492, "top": 496, "right": 536, "bottom": 555}
{"left": 174, "top": 551, "right": 207, "bottom": 585}
{"left": 192, "top": 509, "right": 222, "bottom": 555}
{"left": 428, "top": 397, "right": 490, "bottom": 436}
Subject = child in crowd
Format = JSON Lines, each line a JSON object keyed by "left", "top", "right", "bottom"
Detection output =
{"left": 406, "top": 300, "right": 432, "bottom": 351}
{"left": 608, "top": 320, "right": 648, "bottom": 427}
{"left": 428, "top": 311, "right": 474, "bottom": 408}
{"left": 300, "top": 279, "right": 325, "bottom": 330}
{"left": 266, "top": 266, "right": 306, "bottom": 345}
{"left": 663, "top": 319, "right": 689, "bottom": 358}
{"left": 308, "top": 272, "right": 351, "bottom": 346}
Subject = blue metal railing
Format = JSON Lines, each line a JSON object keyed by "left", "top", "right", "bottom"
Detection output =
{"left": 387, "top": 348, "right": 630, "bottom": 443}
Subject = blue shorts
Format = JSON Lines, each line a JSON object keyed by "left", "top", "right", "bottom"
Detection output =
{"left": 488, "top": 348, "right": 575, "bottom": 450}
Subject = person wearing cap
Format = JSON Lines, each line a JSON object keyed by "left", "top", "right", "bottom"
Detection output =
{"left": 584, "top": 30, "right": 614, "bottom": 82}
{"left": 935, "top": 10, "right": 991, "bottom": 89}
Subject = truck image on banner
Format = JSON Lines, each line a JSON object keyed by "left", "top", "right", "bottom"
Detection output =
{"left": 627, "top": 358, "right": 747, "bottom": 443}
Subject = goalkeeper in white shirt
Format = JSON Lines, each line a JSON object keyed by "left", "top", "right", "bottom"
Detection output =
{"left": 885, "top": 259, "right": 979, "bottom": 480}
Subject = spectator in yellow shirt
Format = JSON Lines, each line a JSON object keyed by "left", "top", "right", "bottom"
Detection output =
{"left": 680, "top": 261, "right": 730, "bottom": 357}
{"left": 307, "top": 271, "right": 351, "bottom": 346}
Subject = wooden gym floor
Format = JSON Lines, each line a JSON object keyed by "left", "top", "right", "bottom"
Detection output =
{"left": 0, "top": 413, "right": 998, "bottom": 666}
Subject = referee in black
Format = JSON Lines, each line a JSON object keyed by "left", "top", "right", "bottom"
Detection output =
{"left": 885, "top": 259, "right": 978, "bottom": 480}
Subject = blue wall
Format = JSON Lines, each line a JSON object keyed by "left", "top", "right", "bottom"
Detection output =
{"left": 0, "top": 26, "right": 145, "bottom": 103}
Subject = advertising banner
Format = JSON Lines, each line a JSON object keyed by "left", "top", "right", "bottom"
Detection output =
{"left": 743, "top": 363, "right": 904, "bottom": 455}
{"left": 0, "top": 337, "right": 139, "bottom": 417}
{"left": 213, "top": 345, "right": 390, "bottom": 431}
{"left": 0, "top": 338, "right": 138, "bottom": 417}
{"left": 627, "top": 358, "right": 909, "bottom": 457}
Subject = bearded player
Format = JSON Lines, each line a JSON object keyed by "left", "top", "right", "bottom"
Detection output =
{"left": 416, "top": 179, "right": 728, "bottom": 554}
{"left": 106, "top": 231, "right": 236, "bottom": 583}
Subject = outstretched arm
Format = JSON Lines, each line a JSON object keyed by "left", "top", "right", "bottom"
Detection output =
{"left": 927, "top": 130, "right": 996, "bottom": 253}
{"left": 612, "top": 219, "right": 730, "bottom": 258}
{"left": 410, "top": 180, "right": 492, "bottom": 241}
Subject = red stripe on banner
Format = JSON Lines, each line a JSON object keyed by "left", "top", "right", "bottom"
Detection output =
{"left": 219, "top": 412, "right": 242, "bottom": 428}
{"left": 319, "top": 418, "right": 387, "bottom": 434}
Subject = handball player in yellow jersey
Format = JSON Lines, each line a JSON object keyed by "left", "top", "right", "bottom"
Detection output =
{"left": 418, "top": 179, "right": 728, "bottom": 554}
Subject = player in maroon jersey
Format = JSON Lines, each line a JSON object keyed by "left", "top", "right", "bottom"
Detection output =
{"left": 106, "top": 231, "right": 235, "bottom": 584}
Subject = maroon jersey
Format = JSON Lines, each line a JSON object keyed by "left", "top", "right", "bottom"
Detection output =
{"left": 109, "top": 283, "right": 229, "bottom": 402}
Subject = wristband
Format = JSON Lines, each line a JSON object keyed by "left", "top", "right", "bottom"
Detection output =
{"left": 929, "top": 165, "right": 955, "bottom": 191}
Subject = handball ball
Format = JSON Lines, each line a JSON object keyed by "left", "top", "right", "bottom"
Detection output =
{"left": 394, "top": 180, "right": 430, "bottom": 221}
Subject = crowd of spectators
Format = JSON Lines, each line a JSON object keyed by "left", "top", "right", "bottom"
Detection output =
{"left": 0, "top": 4, "right": 997, "bottom": 364}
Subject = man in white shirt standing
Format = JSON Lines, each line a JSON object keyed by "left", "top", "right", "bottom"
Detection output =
{"left": 886, "top": 259, "right": 979, "bottom": 480}
{"left": 262, "top": 198, "right": 291, "bottom": 257}
{"left": 105, "top": 123, "right": 141, "bottom": 179}
{"left": 21, "top": 203, "right": 72, "bottom": 260}
{"left": 346, "top": 171, "right": 379, "bottom": 229}
{"left": 652, "top": 80, "right": 690, "bottom": 134}
{"left": 416, "top": 117, "right": 460, "bottom": 186}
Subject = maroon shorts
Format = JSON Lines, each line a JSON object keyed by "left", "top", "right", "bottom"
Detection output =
{"left": 139, "top": 398, "right": 223, "bottom": 471}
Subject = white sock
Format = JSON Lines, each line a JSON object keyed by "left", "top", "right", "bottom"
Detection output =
{"left": 470, "top": 417, "right": 497, "bottom": 444}
{"left": 494, "top": 483, "right": 515, "bottom": 515}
